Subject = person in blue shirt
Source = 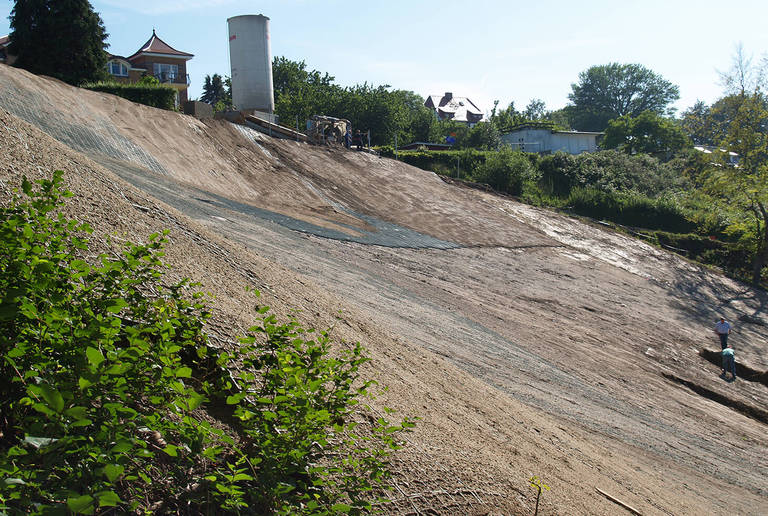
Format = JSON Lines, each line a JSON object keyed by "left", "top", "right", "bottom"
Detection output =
{"left": 714, "top": 317, "right": 732, "bottom": 350}
{"left": 721, "top": 343, "right": 736, "bottom": 380}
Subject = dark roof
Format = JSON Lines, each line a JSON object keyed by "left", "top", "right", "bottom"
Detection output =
{"left": 0, "top": 35, "right": 9, "bottom": 46}
{"left": 128, "top": 30, "right": 193, "bottom": 60}
{"left": 400, "top": 142, "right": 454, "bottom": 150}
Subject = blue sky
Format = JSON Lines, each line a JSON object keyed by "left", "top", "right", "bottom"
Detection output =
{"left": 2, "top": 0, "right": 768, "bottom": 116}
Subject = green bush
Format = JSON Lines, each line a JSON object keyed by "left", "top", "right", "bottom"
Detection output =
{"left": 536, "top": 150, "right": 682, "bottom": 198}
{"left": 654, "top": 231, "right": 751, "bottom": 275}
{"left": 475, "top": 148, "right": 538, "bottom": 195}
{"left": 567, "top": 187, "right": 695, "bottom": 232}
{"left": 0, "top": 172, "right": 413, "bottom": 514}
{"left": 84, "top": 81, "right": 178, "bottom": 110}
{"left": 537, "top": 152, "right": 579, "bottom": 196}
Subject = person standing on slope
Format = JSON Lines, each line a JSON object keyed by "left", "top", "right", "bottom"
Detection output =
{"left": 714, "top": 316, "right": 732, "bottom": 350}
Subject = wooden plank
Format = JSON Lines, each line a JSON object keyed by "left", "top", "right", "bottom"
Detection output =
{"left": 595, "top": 487, "right": 643, "bottom": 516}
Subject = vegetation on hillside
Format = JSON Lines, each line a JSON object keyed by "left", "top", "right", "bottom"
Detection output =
{"left": 0, "top": 173, "right": 414, "bottom": 514}
{"left": 381, "top": 52, "right": 768, "bottom": 286}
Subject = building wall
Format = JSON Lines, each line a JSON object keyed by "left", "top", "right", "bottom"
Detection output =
{"left": 549, "top": 133, "right": 599, "bottom": 154}
{"left": 501, "top": 129, "right": 599, "bottom": 154}
{"left": 130, "top": 55, "right": 188, "bottom": 81}
{"left": 129, "top": 55, "right": 189, "bottom": 103}
{"left": 128, "top": 69, "right": 145, "bottom": 82}
{"left": 500, "top": 129, "right": 550, "bottom": 153}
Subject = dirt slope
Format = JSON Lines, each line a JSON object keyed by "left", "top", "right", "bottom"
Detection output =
{"left": 1, "top": 63, "right": 767, "bottom": 515}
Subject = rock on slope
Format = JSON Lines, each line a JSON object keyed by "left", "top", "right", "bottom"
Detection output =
{"left": 2, "top": 63, "right": 768, "bottom": 515}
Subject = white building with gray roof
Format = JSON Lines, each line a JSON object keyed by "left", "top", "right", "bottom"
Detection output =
{"left": 425, "top": 92, "right": 483, "bottom": 126}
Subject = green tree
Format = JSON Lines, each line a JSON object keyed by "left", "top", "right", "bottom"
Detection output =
{"left": 8, "top": 0, "right": 109, "bottom": 85}
{"left": 201, "top": 73, "right": 232, "bottom": 111}
{"left": 272, "top": 56, "right": 334, "bottom": 97}
{"left": 705, "top": 90, "right": 768, "bottom": 284}
{"left": 544, "top": 107, "right": 572, "bottom": 130}
{"left": 272, "top": 56, "right": 435, "bottom": 146}
{"left": 466, "top": 120, "right": 501, "bottom": 150}
{"left": 680, "top": 100, "right": 714, "bottom": 146}
{"left": 488, "top": 101, "right": 525, "bottom": 133}
{"left": 603, "top": 110, "right": 690, "bottom": 157}
{"left": 567, "top": 63, "right": 680, "bottom": 131}
{"left": 679, "top": 95, "right": 767, "bottom": 148}
{"left": 406, "top": 103, "right": 439, "bottom": 143}
{"left": 476, "top": 148, "right": 537, "bottom": 195}
{"left": 524, "top": 98, "right": 547, "bottom": 120}
{"left": 487, "top": 99, "right": 566, "bottom": 136}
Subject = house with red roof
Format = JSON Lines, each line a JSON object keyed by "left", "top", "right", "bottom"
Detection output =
{"left": 425, "top": 92, "right": 483, "bottom": 127}
{"left": 107, "top": 30, "right": 193, "bottom": 104}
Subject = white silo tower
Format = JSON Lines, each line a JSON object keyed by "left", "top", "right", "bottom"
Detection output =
{"left": 228, "top": 14, "right": 274, "bottom": 113}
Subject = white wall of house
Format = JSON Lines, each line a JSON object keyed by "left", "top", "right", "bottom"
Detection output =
{"left": 501, "top": 128, "right": 600, "bottom": 154}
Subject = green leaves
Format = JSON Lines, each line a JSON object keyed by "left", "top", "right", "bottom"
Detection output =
{"left": 0, "top": 173, "right": 413, "bottom": 514}
{"left": 174, "top": 366, "right": 192, "bottom": 378}
{"left": 102, "top": 464, "right": 124, "bottom": 483}
{"left": 105, "top": 298, "right": 128, "bottom": 314}
{"left": 29, "top": 384, "right": 64, "bottom": 413}
{"left": 85, "top": 347, "right": 105, "bottom": 368}
{"left": 568, "top": 63, "right": 680, "bottom": 131}
{"left": 603, "top": 111, "right": 690, "bottom": 155}
{"left": 67, "top": 494, "right": 95, "bottom": 514}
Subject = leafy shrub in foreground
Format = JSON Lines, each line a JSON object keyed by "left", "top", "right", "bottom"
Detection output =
{"left": 0, "top": 172, "right": 413, "bottom": 514}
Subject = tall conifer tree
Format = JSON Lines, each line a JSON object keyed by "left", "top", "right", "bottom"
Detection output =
{"left": 9, "top": 0, "right": 109, "bottom": 85}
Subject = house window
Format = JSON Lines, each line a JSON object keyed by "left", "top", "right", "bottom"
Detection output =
{"left": 107, "top": 61, "right": 128, "bottom": 76}
{"left": 153, "top": 63, "right": 178, "bottom": 83}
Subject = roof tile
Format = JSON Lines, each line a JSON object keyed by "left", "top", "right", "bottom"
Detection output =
{"left": 129, "top": 30, "right": 193, "bottom": 60}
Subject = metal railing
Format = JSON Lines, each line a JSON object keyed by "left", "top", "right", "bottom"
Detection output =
{"left": 153, "top": 72, "right": 190, "bottom": 86}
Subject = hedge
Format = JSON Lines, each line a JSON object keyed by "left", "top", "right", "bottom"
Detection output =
{"left": 83, "top": 81, "right": 178, "bottom": 110}
{"left": 567, "top": 188, "right": 696, "bottom": 233}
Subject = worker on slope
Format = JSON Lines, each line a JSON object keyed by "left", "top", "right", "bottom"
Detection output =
{"left": 714, "top": 316, "right": 732, "bottom": 350}
{"left": 721, "top": 343, "right": 736, "bottom": 381}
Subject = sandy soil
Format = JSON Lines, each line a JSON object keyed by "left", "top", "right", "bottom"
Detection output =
{"left": 1, "top": 63, "right": 768, "bottom": 515}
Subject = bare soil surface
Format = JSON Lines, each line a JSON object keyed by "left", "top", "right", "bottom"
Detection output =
{"left": 2, "top": 64, "right": 768, "bottom": 515}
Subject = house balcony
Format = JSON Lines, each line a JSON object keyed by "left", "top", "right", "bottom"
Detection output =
{"left": 154, "top": 72, "right": 191, "bottom": 86}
